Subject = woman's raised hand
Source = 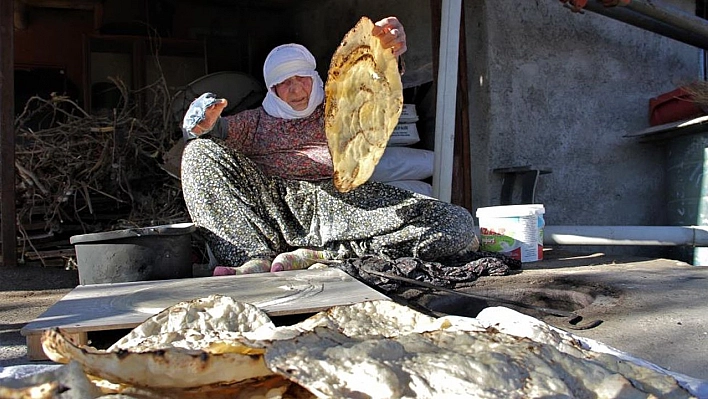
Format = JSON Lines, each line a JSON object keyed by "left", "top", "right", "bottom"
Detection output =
{"left": 193, "top": 98, "right": 228, "bottom": 136}
{"left": 372, "top": 16, "right": 407, "bottom": 57}
{"left": 183, "top": 93, "right": 229, "bottom": 137}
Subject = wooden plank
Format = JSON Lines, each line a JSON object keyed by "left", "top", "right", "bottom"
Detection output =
{"left": 431, "top": 0, "right": 441, "bottom": 75}
{"left": 21, "top": 268, "right": 389, "bottom": 337}
{"left": 25, "top": 335, "right": 46, "bottom": 361}
{"left": 624, "top": 115, "right": 708, "bottom": 142}
{"left": 431, "top": 0, "right": 472, "bottom": 212}
{"left": 26, "top": 331, "right": 87, "bottom": 361}
{"left": 24, "top": 248, "right": 76, "bottom": 260}
{"left": 0, "top": 0, "right": 16, "bottom": 267}
{"left": 432, "top": 0, "right": 462, "bottom": 202}
{"left": 21, "top": 0, "right": 100, "bottom": 10}
{"left": 452, "top": 5, "right": 472, "bottom": 212}
{"left": 22, "top": 258, "right": 67, "bottom": 268}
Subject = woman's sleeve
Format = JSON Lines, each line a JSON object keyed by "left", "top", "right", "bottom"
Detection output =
{"left": 208, "top": 117, "right": 229, "bottom": 139}
{"left": 222, "top": 109, "right": 260, "bottom": 150}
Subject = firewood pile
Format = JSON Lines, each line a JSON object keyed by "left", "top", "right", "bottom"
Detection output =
{"left": 13, "top": 76, "right": 190, "bottom": 268}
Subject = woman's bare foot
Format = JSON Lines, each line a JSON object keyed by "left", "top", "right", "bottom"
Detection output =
{"left": 212, "top": 258, "right": 271, "bottom": 276}
{"left": 270, "top": 249, "right": 328, "bottom": 272}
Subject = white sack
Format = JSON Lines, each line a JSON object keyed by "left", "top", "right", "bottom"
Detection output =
{"left": 387, "top": 123, "right": 420, "bottom": 146}
{"left": 371, "top": 147, "right": 434, "bottom": 182}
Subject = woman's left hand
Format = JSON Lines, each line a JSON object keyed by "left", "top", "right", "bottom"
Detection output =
{"left": 372, "top": 16, "right": 407, "bottom": 57}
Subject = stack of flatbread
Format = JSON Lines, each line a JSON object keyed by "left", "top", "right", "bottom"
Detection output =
{"left": 324, "top": 16, "right": 403, "bottom": 193}
{"left": 11, "top": 295, "right": 697, "bottom": 398}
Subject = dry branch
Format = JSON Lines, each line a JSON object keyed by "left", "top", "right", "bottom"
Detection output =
{"left": 14, "top": 74, "right": 189, "bottom": 265}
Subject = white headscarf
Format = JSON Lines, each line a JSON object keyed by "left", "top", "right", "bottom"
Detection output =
{"left": 262, "top": 44, "right": 325, "bottom": 119}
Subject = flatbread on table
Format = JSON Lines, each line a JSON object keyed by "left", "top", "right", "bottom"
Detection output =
{"left": 0, "top": 361, "right": 102, "bottom": 399}
{"left": 266, "top": 302, "right": 695, "bottom": 399}
{"left": 41, "top": 296, "right": 276, "bottom": 390}
{"left": 324, "top": 16, "right": 403, "bottom": 192}
{"left": 37, "top": 296, "right": 698, "bottom": 399}
{"left": 265, "top": 329, "right": 693, "bottom": 399}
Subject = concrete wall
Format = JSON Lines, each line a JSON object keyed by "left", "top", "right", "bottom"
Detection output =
{"left": 473, "top": 0, "right": 699, "bottom": 257}
{"left": 288, "top": 0, "right": 700, "bottom": 258}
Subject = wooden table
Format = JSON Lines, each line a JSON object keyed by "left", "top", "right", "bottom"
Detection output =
{"left": 21, "top": 268, "right": 389, "bottom": 360}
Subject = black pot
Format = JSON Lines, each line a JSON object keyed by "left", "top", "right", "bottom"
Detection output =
{"left": 70, "top": 223, "right": 196, "bottom": 285}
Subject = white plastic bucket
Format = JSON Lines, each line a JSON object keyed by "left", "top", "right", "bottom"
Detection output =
{"left": 476, "top": 205, "right": 545, "bottom": 262}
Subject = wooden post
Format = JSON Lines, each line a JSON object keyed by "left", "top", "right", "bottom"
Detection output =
{"left": 432, "top": 0, "right": 461, "bottom": 203}
{"left": 430, "top": 0, "right": 472, "bottom": 211}
{"left": 0, "top": 0, "right": 16, "bottom": 267}
{"left": 26, "top": 332, "right": 88, "bottom": 361}
{"left": 453, "top": 7, "right": 472, "bottom": 212}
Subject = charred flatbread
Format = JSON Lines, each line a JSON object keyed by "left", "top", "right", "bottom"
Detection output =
{"left": 41, "top": 296, "right": 275, "bottom": 389}
{"left": 324, "top": 16, "right": 403, "bottom": 192}
{"left": 265, "top": 327, "right": 693, "bottom": 399}
{"left": 37, "top": 296, "right": 697, "bottom": 398}
{"left": 107, "top": 294, "right": 275, "bottom": 352}
{"left": 265, "top": 301, "right": 695, "bottom": 399}
{"left": 0, "top": 361, "right": 102, "bottom": 399}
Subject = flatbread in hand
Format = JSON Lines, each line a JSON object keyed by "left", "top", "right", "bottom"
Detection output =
{"left": 324, "top": 16, "right": 403, "bottom": 192}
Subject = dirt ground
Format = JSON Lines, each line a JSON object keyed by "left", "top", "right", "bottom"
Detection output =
{"left": 0, "top": 265, "right": 78, "bottom": 367}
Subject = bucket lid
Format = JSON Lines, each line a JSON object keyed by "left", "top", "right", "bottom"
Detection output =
{"left": 476, "top": 204, "right": 545, "bottom": 218}
{"left": 70, "top": 222, "right": 196, "bottom": 244}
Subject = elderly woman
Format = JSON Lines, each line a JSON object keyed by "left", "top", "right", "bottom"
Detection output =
{"left": 181, "top": 16, "right": 477, "bottom": 276}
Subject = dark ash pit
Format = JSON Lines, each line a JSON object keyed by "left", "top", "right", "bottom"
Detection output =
{"left": 409, "top": 279, "right": 615, "bottom": 322}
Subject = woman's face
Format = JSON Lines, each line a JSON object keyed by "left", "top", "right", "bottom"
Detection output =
{"left": 274, "top": 76, "right": 313, "bottom": 111}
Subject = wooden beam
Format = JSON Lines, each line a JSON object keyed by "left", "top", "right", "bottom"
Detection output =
{"left": 14, "top": 0, "right": 26, "bottom": 30}
{"left": 20, "top": 0, "right": 100, "bottom": 10}
{"left": 431, "top": 0, "right": 470, "bottom": 210}
{"left": 453, "top": 6, "right": 472, "bottom": 212}
{"left": 1, "top": 0, "right": 17, "bottom": 267}
{"left": 26, "top": 331, "right": 87, "bottom": 361}
{"left": 432, "top": 0, "right": 461, "bottom": 203}
{"left": 431, "top": 0, "right": 441, "bottom": 74}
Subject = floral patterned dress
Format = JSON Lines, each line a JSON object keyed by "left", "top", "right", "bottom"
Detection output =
{"left": 180, "top": 104, "right": 476, "bottom": 267}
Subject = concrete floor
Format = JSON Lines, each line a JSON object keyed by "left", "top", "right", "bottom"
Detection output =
{"left": 408, "top": 249, "right": 708, "bottom": 383}
{"left": 0, "top": 266, "right": 77, "bottom": 368}
{"left": 1, "top": 249, "right": 707, "bottom": 387}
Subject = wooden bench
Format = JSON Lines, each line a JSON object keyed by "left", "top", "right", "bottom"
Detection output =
{"left": 21, "top": 268, "right": 389, "bottom": 360}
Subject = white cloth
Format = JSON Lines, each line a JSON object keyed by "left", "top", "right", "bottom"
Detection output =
{"left": 262, "top": 44, "right": 325, "bottom": 120}
{"left": 371, "top": 147, "right": 434, "bottom": 182}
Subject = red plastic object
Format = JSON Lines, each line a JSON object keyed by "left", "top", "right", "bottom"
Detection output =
{"left": 649, "top": 87, "right": 705, "bottom": 126}
{"left": 559, "top": 0, "right": 588, "bottom": 12}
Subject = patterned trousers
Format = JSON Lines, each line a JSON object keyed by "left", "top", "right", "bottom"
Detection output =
{"left": 180, "top": 138, "right": 476, "bottom": 267}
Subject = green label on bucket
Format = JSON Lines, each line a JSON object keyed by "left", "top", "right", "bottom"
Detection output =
{"left": 480, "top": 232, "right": 516, "bottom": 253}
{"left": 478, "top": 215, "right": 539, "bottom": 262}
